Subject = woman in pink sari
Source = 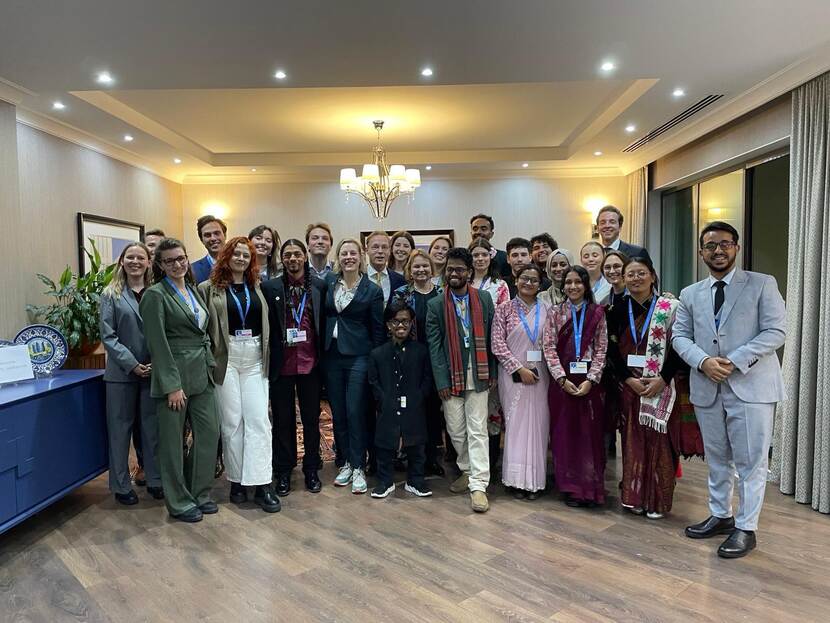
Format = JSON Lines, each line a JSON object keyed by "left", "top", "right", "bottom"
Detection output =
{"left": 543, "top": 266, "right": 608, "bottom": 506}
{"left": 491, "top": 265, "right": 550, "bottom": 499}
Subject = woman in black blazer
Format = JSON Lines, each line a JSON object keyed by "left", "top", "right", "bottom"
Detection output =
{"left": 323, "top": 238, "right": 385, "bottom": 494}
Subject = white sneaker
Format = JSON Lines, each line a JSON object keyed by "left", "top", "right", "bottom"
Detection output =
{"left": 371, "top": 483, "right": 395, "bottom": 498}
{"left": 351, "top": 468, "right": 367, "bottom": 494}
{"left": 405, "top": 483, "right": 433, "bottom": 497}
{"left": 334, "top": 463, "right": 353, "bottom": 486}
{"left": 646, "top": 511, "right": 665, "bottom": 520}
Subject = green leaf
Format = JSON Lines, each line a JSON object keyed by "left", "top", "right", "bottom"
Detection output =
{"left": 59, "top": 266, "right": 72, "bottom": 288}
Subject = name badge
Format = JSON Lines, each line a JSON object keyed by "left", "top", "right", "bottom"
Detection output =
{"left": 287, "top": 329, "right": 307, "bottom": 344}
{"left": 627, "top": 354, "right": 647, "bottom": 368}
{"left": 527, "top": 350, "right": 543, "bottom": 362}
{"left": 399, "top": 396, "right": 407, "bottom": 408}
{"left": 463, "top": 336, "right": 470, "bottom": 348}
{"left": 569, "top": 360, "right": 589, "bottom": 374}
{"left": 235, "top": 329, "right": 253, "bottom": 338}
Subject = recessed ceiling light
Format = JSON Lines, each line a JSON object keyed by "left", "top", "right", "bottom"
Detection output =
{"left": 123, "top": 134, "right": 134, "bottom": 142}
{"left": 421, "top": 67, "right": 434, "bottom": 77}
{"left": 52, "top": 101, "right": 66, "bottom": 110}
{"left": 625, "top": 124, "right": 636, "bottom": 133}
{"left": 274, "top": 70, "right": 287, "bottom": 80}
{"left": 594, "top": 151, "right": 603, "bottom": 156}
{"left": 96, "top": 71, "right": 114, "bottom": 84}
{"left": 425, "top": 165, "right": 432, "bottom": 171}
{"left": 251, "top": 168, "right": 257, "bottom": 172}
{"left": 173, "top": 157, "right": 182, "bottom": 164}
{"left": 522, "top": 162, "right": 529, "bottom": 168}
{"left": 600, "top": 60, "right": 615, "bottom": 72}
{"left": 672, "top": 87, "right": 685, "bottom": 97}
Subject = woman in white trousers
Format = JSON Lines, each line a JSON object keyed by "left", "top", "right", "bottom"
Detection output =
{"left": 198, "top": 236, "right": 280, "bottom": 513}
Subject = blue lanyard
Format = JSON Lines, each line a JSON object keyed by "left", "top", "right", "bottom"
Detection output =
{"left": 207, "top": 255, "right": 215, "bottom": 266}
{"left": 290, "top": 292, "right": 308, "bottom": 327}
{"left": 451, "top": 292, "right": 471, "bottom": 332}
{"left": 228, "top": 284, "right": 251, "bottom": 328}
{"left": 165, "top": 277, "right": 199, "bottom": 325}
{"left": 571, "top": 302, "right": 587, "bottom": 358}
{"left": 515, "top": 298, "right": 540, "bottom": 345}
{"left": 628, "top": 296, "right": 657, "bottom": 349}
{"left": 480, "top": 277, "right": 491, "bottom": 291}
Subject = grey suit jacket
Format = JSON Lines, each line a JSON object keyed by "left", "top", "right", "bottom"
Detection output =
{"left": 100, "top": 289, "right": 150, "bottom": 383}
{"left": 672, "top": 269, "right": 786, "bottom": 407}
{"left": 198, "top": 281, "right": 270, "bottom": 385}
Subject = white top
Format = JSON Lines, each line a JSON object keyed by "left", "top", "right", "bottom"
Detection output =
{"left": 592, "top": 275, "right": 612, "bottom": 305}
{"left": 332, "top": 275, "right": 362, "bottom": 339}
{"left": 367, "top": 265, "right": 391, "bottom": 301}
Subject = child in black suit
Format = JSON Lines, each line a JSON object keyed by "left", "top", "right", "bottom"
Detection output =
{"left": 368, "top": 299, "right": 434, "bottom": 498}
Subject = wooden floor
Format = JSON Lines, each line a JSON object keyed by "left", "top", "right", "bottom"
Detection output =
{"left": 2, "top": 453, "right": 829, "bottom": 623}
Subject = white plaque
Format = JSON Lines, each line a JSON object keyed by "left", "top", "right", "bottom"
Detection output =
{"left": 0, "top": 344, "right": 35, "bottom": 384}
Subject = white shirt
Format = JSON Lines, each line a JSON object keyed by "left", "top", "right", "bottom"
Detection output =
{"left": 605, "top": 238, "right": 621, "bottom": 251}
{"left": 332, "top": 275, "right": 362, "bottom": 339}
{"left": 367, "top": 265, "right": 391, "bottom": 301}
{"left": 708, "top": 266, "right": 737, "bottom": 307}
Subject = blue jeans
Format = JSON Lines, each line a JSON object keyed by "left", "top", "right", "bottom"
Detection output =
{"left": 325, "top": 345, "right": 369, "bottom": 469}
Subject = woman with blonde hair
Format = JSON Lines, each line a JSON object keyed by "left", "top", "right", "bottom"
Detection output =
{"left": 100, "top": 241, "right": 163, "bottom": 504}
{"left": 428, "top": 235, "right": 452, "bottom": 288}
{"left": 580, "top": 241, "right": 611, "bottom": 304}
{"left": 323, "top": 238, "right": 385, "bottom": 493}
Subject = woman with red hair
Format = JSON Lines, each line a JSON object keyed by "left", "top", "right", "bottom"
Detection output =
{"left": 198, "top": 236, "right": 279, "bottom": 513}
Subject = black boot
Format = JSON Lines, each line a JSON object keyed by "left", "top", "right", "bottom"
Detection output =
{"left": 254, "top": 485, "right": 281, "bottom": 513}
{"left": 229, "top": 482, "right": 247, "bottom": 504}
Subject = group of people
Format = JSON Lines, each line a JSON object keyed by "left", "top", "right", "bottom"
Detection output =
{"left": 100, "top": 206, "right": 786, "bottom": 559}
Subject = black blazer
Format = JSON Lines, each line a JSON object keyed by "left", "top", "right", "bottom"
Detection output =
{"left": 617, "top": 240, "right": 651, "bottom": 263}
{"left": 368, "top": 340, "right": 433, "bottom": 449}
{"left": 323, "top": 273, "right": 385, "bottom": 355}
{"left": 492, "top": 249, "right": 512, "bottom": 279}
{"left": 387, "top": 270, "right": 406, "bottom": 305}
{"left": 261, "top": 274, "right": 327, "bottom": 382}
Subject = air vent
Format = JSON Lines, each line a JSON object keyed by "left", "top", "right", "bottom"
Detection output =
{"left": 622, "top": 94, "right": 724, "bottom": 152}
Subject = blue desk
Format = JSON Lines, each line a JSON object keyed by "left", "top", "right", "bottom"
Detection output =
{"left": 0, "top": 369, "right": 107, "bottom": 535}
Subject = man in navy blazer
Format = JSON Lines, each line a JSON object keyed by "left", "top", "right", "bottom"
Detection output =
{"left": 365, "top": 230, "right": 405, "bottom": 305}
{"left": 673, "top": 221, "right": 786, "bottom": 559}
{"left": 190, "top": 215, "right": 227, "bottom": 284}
{"left": 596, "top": 205, "right": 651, "bottom": 261}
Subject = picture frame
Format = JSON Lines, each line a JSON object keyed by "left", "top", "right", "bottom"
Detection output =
{"left": 77, "top": 213, "right": 145, "bottom": 273}
{"left": 360, "top": 228, "right": 455, "bottom": 252}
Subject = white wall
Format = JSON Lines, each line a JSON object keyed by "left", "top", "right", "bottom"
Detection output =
{"left": 182, "top": 176, "right": 628, "bottom": 258}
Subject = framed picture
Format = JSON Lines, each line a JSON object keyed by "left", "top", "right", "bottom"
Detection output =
{"left": 77, "top": 213, "right": 145, "bottom": 273}
{"left": 360, "top": 229, "right": 455, "bottom": 252}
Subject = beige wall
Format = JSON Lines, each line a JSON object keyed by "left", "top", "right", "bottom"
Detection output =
{"left": 182, "top": 176, "right": 628, "bottom": 260}
{"left": 0, "top": 122, "right": 183, "bottom": 339}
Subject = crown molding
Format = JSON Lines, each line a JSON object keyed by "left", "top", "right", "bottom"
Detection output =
{"left": 619, "top": 43, "right": 830, "bottom": 175}
{"left": 0, "top": 76, "right": 35, "bottom": 105}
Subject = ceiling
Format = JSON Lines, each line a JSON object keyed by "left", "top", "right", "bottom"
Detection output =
{"left": 1, "top": 0, "right": 829, "bottom": 183}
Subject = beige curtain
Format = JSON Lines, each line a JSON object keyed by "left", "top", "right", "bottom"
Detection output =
{"left": 626, "top": 166, "right": 648, "bottom": 246}
{"left": 771, "top": 71, "right": 830, "bottom": 513}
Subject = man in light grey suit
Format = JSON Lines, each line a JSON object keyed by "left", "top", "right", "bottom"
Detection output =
{"left": 672, "top": 221, "right": 786, "bottom": 558}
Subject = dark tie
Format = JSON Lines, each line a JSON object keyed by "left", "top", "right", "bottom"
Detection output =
{"left": 603, "top": 247, "right": 612, "bottom": 253}
{"left": 713, "top": 281, "right": 726, "bottom": 316}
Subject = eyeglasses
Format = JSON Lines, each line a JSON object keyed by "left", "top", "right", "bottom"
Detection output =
{"left": 702, "top": 240, "right": 737, "bottom": 252}
{"left": 445, "top": 266, "right": 468, "bottom": 275}
{"left": 518, "top": 277, "right": 540, "bottom": 285}
{"left": 161, "top": 255, "right": 188, "bottom": 267}
{"left": 389, "top": 319, "right": 412, "bottom": 327}
{"left": 282, "top": 251, "right": 305, "bottom": 260}
{"left": 624, "top": 270, "right": 650, "bottom": 280}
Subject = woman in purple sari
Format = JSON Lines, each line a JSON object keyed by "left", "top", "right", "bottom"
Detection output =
{"left": 543, "top": 266, "right": 608, "bottom": 507}
{"left": 491, "top": 265, "right": 550, "bottom": 499}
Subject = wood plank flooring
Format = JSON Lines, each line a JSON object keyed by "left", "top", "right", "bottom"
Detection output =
{"left": 2, "top": 453, "right": 829, "bottom": 622}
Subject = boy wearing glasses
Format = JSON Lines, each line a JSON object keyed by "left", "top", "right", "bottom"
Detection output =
{"left": 368, "top": 299, "right": 434, "bottom": 498}
{"left": 673, "top": 221, "right": 786, "bottom": 559}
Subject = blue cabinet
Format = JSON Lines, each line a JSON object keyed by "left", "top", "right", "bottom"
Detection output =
{"left": 0, "top": 370, "right": 107, "bottom": 534}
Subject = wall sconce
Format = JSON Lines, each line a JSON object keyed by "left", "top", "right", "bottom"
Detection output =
{"left": 201, "top": 200, "right": 230, "bottom": 220}
{"left": 583, "top": 196, "right": 608, "bottom": 239}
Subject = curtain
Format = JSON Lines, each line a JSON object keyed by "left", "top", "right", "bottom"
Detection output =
{"left": 771, "top": 71, "right": 830, "bottom": 513}
{"left": 626, "top": 166, "right": 648, "bottom": 246}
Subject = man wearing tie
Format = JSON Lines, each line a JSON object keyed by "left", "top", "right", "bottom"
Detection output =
{"left": 672, "top": 221, "right": 786, "bottom": 558}
{"left": 365, "top": 230, "right": 405, "bottom": 306}
{"left": 596, "top": 205, "right": 650, "bottom": 261}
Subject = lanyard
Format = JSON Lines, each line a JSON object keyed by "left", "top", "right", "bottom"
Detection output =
{"left": 628, "top": 296, "right": 657, "bottom": 349}
{"left": 207, "top": 255, "right": 215, "bottom": 266}
{"left": 571, "top": 302, "right": 587, "bottom": 358}
{"left": 290, "top": 291, "right": 308, "bottom": 326}
{"left": 515, "top": 298, "right": 540, "bottom": 345}
{"left": 165, "top": 277, "right": 199, "bottom": 325}
{"left": 480, "top": 277, "right": 491, "bottom": 291}
{"left": 451, "top": 291, "right": 471, "bottom": 332}
{"left": 228, "top": 284, "right": 251, "bottom": 328}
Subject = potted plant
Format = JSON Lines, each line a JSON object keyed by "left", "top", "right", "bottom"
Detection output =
{"left": 27, "top": 239, "right": 116, "bottom": 363}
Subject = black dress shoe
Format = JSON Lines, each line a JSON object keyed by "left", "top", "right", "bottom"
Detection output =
{"left": 276, "top": 473, "right": 291, "bottom": 497}
{"left": 115, "top": 490, "right": 139, "bottom": 505}
{"left": 147, "top": 486, "right": 165, "bottom": 500}
{"left": 230, "top": 482, "right": 247, "bottom": 504}
{"left": 718, "top": 529, "right": 756, "bottom": 558}
{"left": 172, "top": 507, "right": 203, "bottom": 523}
{"left": 254, "top": 486, "right": 281, "bottom": 513}
{"left": 424, "top": 461, "right": 445, "bottom": 477}
{"left": 198, "top": 500, "right": 219, "bottom": 514}
{"left": 304, "top": 471, "right": 322, "bottom": 493}
{"left": 685, "top": 515, "right": 735, "bottom": 539}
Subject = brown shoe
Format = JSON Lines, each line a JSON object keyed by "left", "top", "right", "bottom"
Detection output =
{"left": 449, "top": 473, "right": 469, "bottom": 494}
{"left": 470, "top": 490, "right": 489, "bottom": 513}
{"left": 133, "top": 468, "right": 146, "bottom": 487}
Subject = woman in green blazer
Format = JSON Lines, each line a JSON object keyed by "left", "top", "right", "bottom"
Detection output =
{"left": 139, "top": 237, "right": 220, "bottom": 523}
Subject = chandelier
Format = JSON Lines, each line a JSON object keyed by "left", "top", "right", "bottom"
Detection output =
{"left": 339, "top": 120, "right": 421, "bottom": 221}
